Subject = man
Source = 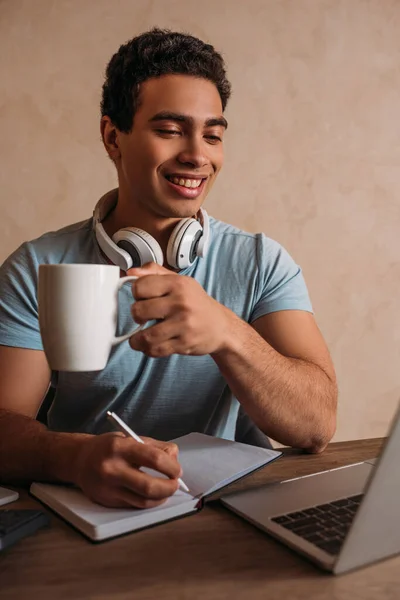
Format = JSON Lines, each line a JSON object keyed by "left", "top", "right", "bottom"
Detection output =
{"left": 0, "top": 29, "right": 337, "bottom": 509}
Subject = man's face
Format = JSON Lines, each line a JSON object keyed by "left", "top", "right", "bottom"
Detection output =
{"left": 113, "top": 74, "right": 226, "bottom": 219}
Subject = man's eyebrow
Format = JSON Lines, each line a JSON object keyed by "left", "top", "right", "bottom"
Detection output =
{"left": 149, "top": 111, "right": 228, "bottom": 129}
{"left": 205, "top": 116, "right": 228, "bottom": 130}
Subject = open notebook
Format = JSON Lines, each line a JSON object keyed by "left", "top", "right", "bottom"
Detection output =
{"left": 30, "top": 432, "right": 281, "bottom": 541}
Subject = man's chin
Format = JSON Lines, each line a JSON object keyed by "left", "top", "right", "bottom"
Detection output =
{"left": 153, "top": 198, "right": 204, "bottom": 220}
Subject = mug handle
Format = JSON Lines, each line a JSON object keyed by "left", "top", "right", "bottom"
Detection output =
{"left": 112, "top": 275, "right": 144, "bottom": 346}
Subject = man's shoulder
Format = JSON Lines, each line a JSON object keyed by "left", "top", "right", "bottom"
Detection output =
{"left": 30, "top": 218, "right": 92, "bottom": 245}
{"left": 25, "top": 218, "right": 95, "bottom": 261}
{"left": 209, "top": 216, "right": 281, "bottom": 257}
{"left": 2, "top": 218, "right": 97, "bottom": 273}
{"left": 209, "top": 216, "right": 257, "bottom": 241}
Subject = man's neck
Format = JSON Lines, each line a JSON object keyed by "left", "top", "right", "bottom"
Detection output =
{"left": 101, "top": 187, "right": 182, "bottom": 263}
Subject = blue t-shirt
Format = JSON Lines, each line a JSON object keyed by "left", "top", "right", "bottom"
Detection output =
{"left": 0, "top": 215, "right": 312, "bottom": 447}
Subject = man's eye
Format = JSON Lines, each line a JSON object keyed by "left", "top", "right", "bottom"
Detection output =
{"left": 156, "top": 129, "right": 181, "bottom": 136}
{"left": 205, "top": 135, "right": 222, "bottom": 143}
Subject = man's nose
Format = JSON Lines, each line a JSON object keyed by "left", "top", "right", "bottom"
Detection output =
{"left": 176, "top": 136, "right": 209, "bottom": 169}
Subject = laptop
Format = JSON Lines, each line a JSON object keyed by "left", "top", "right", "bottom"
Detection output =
{"left": 221, "top": 404, "right": 400, "bottom": 574}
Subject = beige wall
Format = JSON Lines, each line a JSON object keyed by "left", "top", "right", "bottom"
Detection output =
{"left": 1, "top": 0, "right": 399, "bottom": 441}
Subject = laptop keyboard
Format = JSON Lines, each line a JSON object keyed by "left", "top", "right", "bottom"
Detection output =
{"left": 271, "top": 494, "right": 364, "bottom": 555}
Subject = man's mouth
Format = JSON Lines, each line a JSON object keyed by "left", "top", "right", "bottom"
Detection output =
{"left": 164, "top": 175, "right": 207, "bottom": 198}
{"left": 165, "top": 175, "right": 204, "bottom": 189}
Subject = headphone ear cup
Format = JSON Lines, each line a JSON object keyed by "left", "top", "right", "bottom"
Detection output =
{"left": 112, "top": 228, "right": 164, "bottom": 267}
{"left": 167, "top": 218, "right": 203, "bottom": 269}
{"left": 95, "top": 221, "right": 134, "bottom": 271}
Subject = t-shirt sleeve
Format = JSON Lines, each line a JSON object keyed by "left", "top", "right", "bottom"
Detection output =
{"left": 250, "top": 234, "right": 313, "bottom": 323}
{"left": 0, "top": 242, "right": 43, "bottom": 350}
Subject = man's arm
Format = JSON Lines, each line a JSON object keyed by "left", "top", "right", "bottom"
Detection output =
{"left": 0, "top": 346, "right": 182, "bottom": 507}
{"left": 211, "top": 310, "right": 337, "bottom": 453}
{"left": 127, "top": 264, "right": 337, "bottom": 453}
{"left": 0, "top": 345, "right": 88, "bottom": 483}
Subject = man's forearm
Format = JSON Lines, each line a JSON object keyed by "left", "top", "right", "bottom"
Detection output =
{"left": 212, "top": 316, "right": 337, "bottom": 453}
{"left": 0, "top": 409, "right": 91, "bottom": 485}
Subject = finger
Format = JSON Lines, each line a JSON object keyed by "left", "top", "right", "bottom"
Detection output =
{"left": 141, "top": 438, "right": 179, "bottom": 459}
{"left": 127, "top": 262, "right": 170, "bottom": 278}
{"left": 131, "top": 297, "right": 172, "bottom": 324}
{"left": 144, "top": 338, "right": 196, "bottom": 357}
{"left": 130, "top": 334, "right": 179, "bottom": 357}
{"left": 113, "top": 466, "right": 179, "bottom": 501}
{"left": 129, "top": 318, "right": 180, "bottom": 353}
{"left": 120, "top": 439, "right": 182, "bottom": 479}
{"left": 136, "top": 340, "right": 180, "bottom": 358}
{"left": 130, "top": 318, "right": 195, "bottom": 357}
{"left": 133, "top": 274, "right": 177, "bottom": 301}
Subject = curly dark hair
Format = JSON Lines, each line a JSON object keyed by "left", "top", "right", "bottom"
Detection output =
{"left": 101, "top": 28, "right": 232, "bottom": 132}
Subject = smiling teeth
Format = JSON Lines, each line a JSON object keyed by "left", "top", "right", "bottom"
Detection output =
{"left": 170, "top": 177, "right": 202, "bottom": 188}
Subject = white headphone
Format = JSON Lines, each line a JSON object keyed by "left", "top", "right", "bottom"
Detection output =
{"left": 93, "top": 189, "right": 210, "bottom": 271}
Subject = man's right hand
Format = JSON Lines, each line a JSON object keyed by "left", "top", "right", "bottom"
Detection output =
{"left": 73, "top": 432, "right": 183, "bottom": 509}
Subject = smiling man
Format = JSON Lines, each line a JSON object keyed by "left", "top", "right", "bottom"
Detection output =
{"left": 0, "top": 29, "right": 337, "bottom": 509}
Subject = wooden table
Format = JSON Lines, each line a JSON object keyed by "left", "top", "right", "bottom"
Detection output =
{"left": 1, "top": 437, "right": 399, "bottom": 600}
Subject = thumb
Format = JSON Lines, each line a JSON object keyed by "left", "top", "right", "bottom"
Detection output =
{"left": 127, "top": 262, "right": 169, "bottom": 278}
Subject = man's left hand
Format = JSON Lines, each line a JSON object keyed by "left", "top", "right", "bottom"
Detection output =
{"left": 126, "top": 263, "right": 235, "bottom": 358}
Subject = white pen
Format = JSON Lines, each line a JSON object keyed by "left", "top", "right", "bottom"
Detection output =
{"left": 106, "top": 410, "right": 190, "bottom": 493}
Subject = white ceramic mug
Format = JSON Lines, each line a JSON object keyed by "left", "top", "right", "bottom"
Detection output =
{"left": 38, "top": 264, "right": 143, "bottom": 371}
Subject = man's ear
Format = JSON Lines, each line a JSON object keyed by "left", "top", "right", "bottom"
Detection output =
{"left": 100, "top": 116, "right": 121, "bottom": 162}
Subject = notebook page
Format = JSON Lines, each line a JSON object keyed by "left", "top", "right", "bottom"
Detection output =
{"left": 173, "top": 433, "right": 281, "bottom": 498}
